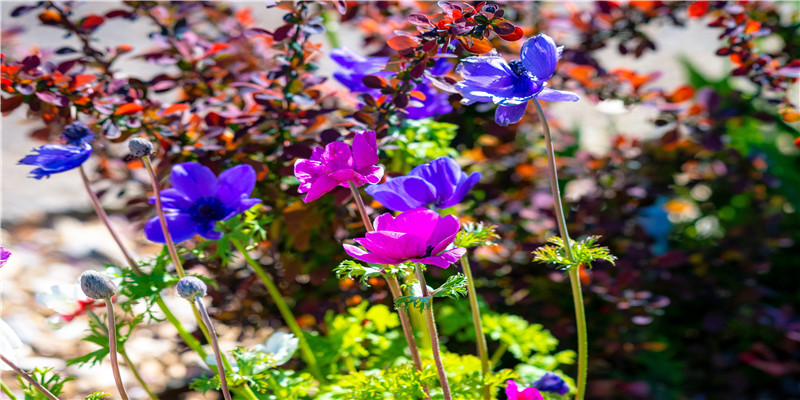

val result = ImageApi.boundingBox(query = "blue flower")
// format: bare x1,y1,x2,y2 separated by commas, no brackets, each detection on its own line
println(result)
144,162,261,243
365,157,480,211
330,47,453,120
638,197,672,255
18,122,94,179
532,372,570,395
455,34,579,126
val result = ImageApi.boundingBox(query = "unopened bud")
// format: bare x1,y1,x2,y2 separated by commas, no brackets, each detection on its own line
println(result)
80,270,117,299
128,137,154,158
176,276,207,299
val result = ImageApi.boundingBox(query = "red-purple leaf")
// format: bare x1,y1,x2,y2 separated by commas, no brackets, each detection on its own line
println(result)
35,91,69,107
273,24,294,41
362,75,387,89
491,20,516,35
387,35,418,51
408,14,431,26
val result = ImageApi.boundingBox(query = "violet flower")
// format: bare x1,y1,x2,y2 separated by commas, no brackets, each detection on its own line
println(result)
0,247,9,268
343,208,466,269
532,372,570,395
455,34,579,126
294,130,384,203
365,157,481,211
18,121,94,179
331,47,453,119
505,380,544,400
144,162,261,243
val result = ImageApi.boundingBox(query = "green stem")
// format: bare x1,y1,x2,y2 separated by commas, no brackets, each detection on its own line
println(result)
230,238,326,383
0,354,59,400
414,265,452,400
119,348,160,400
489,342,508,367
194,298,232,400
0,381,18,400
534,99,586,400
459,256,490,400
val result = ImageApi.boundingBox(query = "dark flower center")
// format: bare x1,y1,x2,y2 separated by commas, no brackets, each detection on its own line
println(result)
62,122,93,145
509,60,528,77
424,245,435,257
188,197,228,224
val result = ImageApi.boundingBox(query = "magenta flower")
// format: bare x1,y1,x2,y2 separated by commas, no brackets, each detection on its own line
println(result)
0,247,10,268
506,380,544,400
343,209,466,269
294,130,384,203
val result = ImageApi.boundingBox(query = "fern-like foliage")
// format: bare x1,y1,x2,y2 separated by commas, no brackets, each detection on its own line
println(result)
84,392,110,400
532,235,617,270
18,367,73,399
454,222,500,248
395,274,468,311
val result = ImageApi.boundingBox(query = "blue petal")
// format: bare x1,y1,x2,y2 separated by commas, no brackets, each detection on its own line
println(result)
494,103,529,126
170,162,217,201
456,57,539,106
149,188,192,212
409,157,462,202
215,164,256,205
365,177,431,212
521,34,559,82
18,143,92,179
440,171,481,209
536,88,579,102
456,56,516,87
144,213,199,244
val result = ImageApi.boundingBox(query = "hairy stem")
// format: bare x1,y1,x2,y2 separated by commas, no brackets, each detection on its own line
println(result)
0,354,60,400
534,99,587,400
347,181,427,373
119,348,159,400
79,166,140,274
414,265,452,400
230,238,325,383
104,299,130,400
460,255,490,400
194,298,232,400
141,156,186,277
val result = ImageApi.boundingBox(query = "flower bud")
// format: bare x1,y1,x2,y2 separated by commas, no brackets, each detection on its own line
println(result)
128,137,154,158
176,276,207,299
80,270,117,299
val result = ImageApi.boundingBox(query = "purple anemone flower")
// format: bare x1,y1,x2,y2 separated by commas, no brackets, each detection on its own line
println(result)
455,34,579,126
365,157,481,211
294,130,384,203
0,247,10,268
505,380,544,400
343,208,466,269
331,47,453,120
18,121,94,179
532,372,570,395
144,162,261,243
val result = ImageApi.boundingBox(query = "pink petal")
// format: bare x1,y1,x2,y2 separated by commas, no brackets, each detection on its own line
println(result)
352,130,379,170
303,174,337,203
343,244,401,265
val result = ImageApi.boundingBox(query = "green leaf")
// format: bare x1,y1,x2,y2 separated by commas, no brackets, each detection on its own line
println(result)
532,235,616,270
18,367,73,399
454,222,499,248
395,273,468,311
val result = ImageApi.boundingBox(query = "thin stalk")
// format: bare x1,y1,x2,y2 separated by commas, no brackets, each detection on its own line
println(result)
489,342,508,367
141,156,186,277
534,99,587,400
230,238,325,383
194,298,232,400
119,348,160,400
79,166,140,274
459,256,490,400
104,299,130,400
347,181,426,371
0,381,18,400
414,265,452,400
0,354,59,400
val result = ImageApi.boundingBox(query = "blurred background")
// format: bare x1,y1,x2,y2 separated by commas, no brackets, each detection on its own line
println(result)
1,1,799,399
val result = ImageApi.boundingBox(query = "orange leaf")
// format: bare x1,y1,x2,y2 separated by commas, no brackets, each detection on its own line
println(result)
114,103,143,115
160,103,190,117
667,85,695,103
387,35,418,51
687,1,710,18
498,26,524,41
206,42,230,56
794,137,800,149
782,111,800,123
81,15,105,30
409,90,427,101
744,20,761,34
235,7,254,27
457,36,493,54
72,74,96,88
